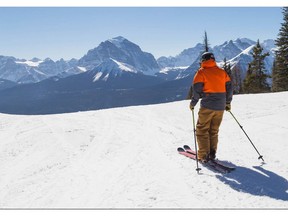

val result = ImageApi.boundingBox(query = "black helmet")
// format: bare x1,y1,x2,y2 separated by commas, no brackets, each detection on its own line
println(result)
201,52,215,62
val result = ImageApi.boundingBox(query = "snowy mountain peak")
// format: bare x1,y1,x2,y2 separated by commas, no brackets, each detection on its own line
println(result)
235,38,256,45
108,36,128,48
44,58,54,62
30,57,42,62
262,39,275,51
79,36,160,76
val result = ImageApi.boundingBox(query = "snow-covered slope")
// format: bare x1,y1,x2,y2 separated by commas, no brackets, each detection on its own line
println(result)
87,58,137,82
213,38,255,61
0,92,287,208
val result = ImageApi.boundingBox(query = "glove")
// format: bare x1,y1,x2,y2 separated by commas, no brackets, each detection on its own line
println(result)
225,103,231,111
189,103,194,111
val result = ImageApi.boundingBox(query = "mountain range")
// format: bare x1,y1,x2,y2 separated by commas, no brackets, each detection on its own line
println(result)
0,36,276,114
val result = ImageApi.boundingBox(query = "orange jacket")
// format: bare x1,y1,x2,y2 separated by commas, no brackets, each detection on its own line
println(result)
191,59,233,110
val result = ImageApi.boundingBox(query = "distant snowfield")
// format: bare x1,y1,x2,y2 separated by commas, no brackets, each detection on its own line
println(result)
0,92,287,209
15,60,44,67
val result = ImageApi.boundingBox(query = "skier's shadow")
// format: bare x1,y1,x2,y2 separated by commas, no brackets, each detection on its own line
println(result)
216,163,288,201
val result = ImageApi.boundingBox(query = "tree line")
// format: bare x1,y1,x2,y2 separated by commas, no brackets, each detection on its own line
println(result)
225,7,288,94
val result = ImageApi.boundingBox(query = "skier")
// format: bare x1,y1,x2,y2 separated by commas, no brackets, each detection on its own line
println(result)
189,52,233,163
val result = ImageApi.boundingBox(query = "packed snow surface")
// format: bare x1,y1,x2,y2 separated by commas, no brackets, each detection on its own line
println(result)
0,92,287,208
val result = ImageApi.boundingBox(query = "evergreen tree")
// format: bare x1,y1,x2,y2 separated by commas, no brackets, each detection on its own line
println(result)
223,57,232,78
187,31,210,99
243,40,270,93
203,31,209,52
231,65,243,94
272,7,288,92
223,58,242,94
223,57,228,72
243,64,256,93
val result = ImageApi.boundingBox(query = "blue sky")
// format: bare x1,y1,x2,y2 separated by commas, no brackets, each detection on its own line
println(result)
0,7,283,60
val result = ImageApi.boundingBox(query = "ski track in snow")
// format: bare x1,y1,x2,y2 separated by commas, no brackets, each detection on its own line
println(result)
0,92,288,208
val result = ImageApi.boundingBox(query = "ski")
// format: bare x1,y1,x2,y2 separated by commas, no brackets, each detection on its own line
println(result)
178,147,228,173
183,145,235,171
177,147,196,160
178,145,235,173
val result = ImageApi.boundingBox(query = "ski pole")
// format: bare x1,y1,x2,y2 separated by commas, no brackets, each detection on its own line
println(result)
192,109,201,173
228,110,264,162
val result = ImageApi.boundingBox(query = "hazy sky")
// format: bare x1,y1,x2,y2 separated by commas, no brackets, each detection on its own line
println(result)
0,7,283,60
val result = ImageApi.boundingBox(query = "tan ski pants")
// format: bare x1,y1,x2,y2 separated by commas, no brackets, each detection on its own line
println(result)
196,107,224,161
